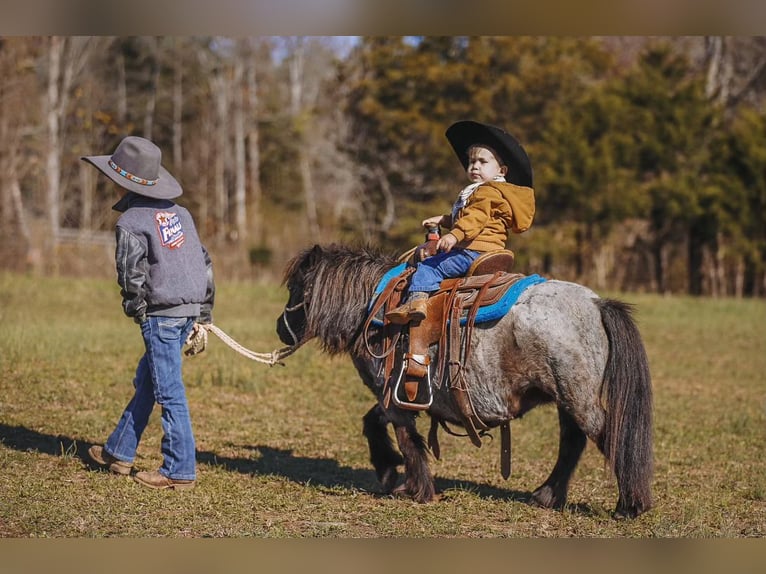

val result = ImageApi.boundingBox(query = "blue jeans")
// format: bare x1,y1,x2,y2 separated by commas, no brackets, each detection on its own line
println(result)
105,316,197,480
408,249,480,294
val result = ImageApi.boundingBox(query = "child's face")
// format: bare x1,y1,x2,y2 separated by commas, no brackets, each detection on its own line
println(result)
466,145,507,183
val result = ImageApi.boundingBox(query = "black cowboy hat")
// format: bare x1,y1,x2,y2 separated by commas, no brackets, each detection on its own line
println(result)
81,136,182,200
445,120,533,188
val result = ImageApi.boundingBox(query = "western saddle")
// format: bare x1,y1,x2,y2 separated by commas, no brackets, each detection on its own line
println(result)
364,239,525,479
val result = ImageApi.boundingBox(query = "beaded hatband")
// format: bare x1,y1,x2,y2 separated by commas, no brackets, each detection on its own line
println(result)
109,159,158,186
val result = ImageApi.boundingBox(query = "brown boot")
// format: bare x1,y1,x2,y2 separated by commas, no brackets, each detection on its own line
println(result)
87,445,133,476
133,469,195,490
385,296,428,325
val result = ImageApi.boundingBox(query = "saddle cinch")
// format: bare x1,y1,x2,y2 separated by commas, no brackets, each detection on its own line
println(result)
365,241,533,479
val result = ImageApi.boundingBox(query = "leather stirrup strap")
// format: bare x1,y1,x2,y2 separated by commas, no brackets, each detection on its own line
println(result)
428,417,441,460
363,267,414,359
363,268,414,409
500,421,511,479
435,279,461,388
447,296,484,448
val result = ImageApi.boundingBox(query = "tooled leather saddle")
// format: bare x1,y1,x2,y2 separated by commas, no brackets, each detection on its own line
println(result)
364,241,546,479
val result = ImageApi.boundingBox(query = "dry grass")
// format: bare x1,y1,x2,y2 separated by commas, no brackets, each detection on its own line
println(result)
0,272,764,538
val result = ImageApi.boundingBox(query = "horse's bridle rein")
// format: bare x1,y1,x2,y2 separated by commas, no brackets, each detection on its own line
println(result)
280,299,307,347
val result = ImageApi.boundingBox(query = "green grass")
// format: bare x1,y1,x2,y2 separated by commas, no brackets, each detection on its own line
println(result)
0,272,764,537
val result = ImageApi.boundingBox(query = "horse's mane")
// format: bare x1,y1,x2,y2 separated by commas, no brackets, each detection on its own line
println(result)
283,243,398,355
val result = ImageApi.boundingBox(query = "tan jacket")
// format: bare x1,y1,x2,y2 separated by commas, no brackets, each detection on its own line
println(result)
446,181,535,252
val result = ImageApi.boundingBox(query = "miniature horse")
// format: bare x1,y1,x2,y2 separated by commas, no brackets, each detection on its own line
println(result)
276,244,653,518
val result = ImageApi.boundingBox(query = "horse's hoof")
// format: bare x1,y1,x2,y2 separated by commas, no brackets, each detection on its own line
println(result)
390,484,437,503
391,484,410,498
379,467,399,493
613,505,649,520
411,492,435,503
530,486,557,509
613,497,651,519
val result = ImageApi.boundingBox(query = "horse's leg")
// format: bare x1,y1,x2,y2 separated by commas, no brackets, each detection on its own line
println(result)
390,416,435,503
362,404,403,493
531,406,587,510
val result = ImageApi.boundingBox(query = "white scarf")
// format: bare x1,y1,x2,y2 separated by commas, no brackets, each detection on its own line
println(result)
451,174,506,223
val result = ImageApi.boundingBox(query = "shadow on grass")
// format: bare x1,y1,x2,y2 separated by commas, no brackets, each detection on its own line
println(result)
197,444,374,491
0,423,599,515
0,422,87,458
196,444,536,504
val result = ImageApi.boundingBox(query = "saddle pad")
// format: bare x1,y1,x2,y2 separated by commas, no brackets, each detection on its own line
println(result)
369,264,547,326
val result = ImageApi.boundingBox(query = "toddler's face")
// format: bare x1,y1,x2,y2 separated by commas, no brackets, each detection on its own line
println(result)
466,145,507,183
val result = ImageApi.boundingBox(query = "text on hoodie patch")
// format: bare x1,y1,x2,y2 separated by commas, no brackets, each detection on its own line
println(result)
155,211,185,249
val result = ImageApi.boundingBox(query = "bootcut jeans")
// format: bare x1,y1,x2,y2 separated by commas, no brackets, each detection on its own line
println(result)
408,248,480,294
104,316,197,481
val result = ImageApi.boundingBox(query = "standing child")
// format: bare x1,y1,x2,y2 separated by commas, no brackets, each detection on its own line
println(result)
386,120,535,324
83,136,215,490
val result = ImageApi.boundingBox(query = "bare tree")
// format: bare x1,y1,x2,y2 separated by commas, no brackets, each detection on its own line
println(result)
0,118,32,248
286,37,320,237
705,36,766,110
115,45,128,125
45,36,95,261
142,36,161,140
172,38,184,171
245,39,263,244
197,41,233,243
233,48,247,242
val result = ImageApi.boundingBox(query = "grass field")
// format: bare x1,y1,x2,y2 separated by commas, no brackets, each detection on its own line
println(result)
0,271,764,538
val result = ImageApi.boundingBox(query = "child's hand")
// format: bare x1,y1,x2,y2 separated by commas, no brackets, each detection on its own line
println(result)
421,215,444,229
437,233,457,253
185,323,209,356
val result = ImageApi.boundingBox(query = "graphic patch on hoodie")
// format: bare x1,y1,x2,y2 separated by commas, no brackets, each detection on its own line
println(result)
155,211,185,249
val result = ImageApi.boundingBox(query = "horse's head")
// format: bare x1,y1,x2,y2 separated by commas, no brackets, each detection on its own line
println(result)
276,244,323,346
277,243,398,355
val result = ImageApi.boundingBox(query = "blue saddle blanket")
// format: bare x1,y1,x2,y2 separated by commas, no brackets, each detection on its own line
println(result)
369,263,547,326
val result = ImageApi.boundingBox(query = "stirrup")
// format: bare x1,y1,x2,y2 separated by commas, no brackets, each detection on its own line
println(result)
391,354,433,411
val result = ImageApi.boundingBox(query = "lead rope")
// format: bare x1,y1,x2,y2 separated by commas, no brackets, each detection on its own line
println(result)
186,323,300,366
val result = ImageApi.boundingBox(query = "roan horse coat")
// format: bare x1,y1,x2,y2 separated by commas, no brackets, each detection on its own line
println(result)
277,244,653,518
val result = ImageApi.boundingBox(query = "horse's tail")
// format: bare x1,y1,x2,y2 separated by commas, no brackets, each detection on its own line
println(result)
598,298,654,517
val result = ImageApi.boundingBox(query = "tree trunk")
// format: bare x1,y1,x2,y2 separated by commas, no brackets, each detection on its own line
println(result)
652,241,667,294
705,36,766,110
0,84,9,231
715,232,727,296
574,225,585,280
172,38,183,172
212,65,229,243
143,37,160,140
233,56,247,242
687,224,704,296
79,160,93,233
198,111,212,236
116,49,127,124
702,245,717,297
705,36,726,103
0,44,31,263
246,48,263,244
288,39,319,237
734,256,745,298
372,164,396,240
45,36,95,271
46,36,64,257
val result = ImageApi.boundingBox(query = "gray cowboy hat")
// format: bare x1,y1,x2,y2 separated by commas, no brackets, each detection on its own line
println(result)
445,120,533,188
81,136,182,199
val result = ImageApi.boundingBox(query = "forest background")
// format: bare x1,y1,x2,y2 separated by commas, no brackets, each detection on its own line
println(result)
0,36,764,297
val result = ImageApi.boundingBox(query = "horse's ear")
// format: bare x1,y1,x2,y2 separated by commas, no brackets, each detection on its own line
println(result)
296,244,323,272
308,244,324,262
